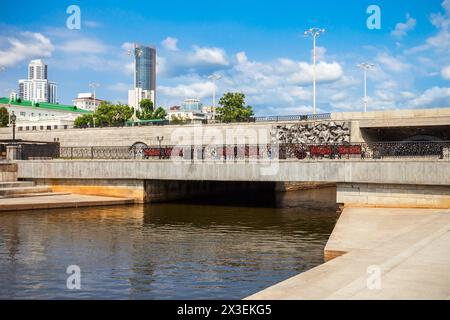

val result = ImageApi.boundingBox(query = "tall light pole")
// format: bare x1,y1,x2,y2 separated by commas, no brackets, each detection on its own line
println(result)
128,44,143,122
357,63,375,112
89,83,100,128
304,28,325,115
157,136,164,159
208,73,222,120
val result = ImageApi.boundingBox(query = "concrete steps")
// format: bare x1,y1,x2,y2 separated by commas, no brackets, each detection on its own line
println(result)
0,181,36,188
0,180,54,198
0,186,53,196
0,192,71,199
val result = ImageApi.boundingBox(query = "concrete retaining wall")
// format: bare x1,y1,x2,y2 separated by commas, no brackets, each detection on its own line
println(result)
31,178,146,202
337,182,450,208
0,162,17,182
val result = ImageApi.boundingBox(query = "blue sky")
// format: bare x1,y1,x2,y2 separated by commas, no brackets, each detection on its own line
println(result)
0,0,449,115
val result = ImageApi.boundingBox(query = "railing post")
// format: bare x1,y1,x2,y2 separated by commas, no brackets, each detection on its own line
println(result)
91,147,94,160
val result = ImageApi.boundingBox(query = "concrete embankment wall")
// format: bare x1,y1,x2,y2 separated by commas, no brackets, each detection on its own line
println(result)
0,122,278,147
337,183,450,209
0,162,17,182
31,178,146,202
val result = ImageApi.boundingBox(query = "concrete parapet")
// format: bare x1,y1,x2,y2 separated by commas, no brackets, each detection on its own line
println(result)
337,183,450,209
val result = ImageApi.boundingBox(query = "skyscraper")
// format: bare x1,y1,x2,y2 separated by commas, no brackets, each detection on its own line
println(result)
128,44,156,110
18,59,58,104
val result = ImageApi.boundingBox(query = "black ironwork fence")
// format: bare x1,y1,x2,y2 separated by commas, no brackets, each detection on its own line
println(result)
0,140,60,160
53,141,450,161
253,113,332,122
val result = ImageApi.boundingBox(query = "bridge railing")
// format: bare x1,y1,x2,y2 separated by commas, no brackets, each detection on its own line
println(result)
253,113,331,122
24,141,450,161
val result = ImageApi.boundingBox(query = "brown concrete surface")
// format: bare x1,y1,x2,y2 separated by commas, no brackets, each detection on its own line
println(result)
0,193,134,212
246,207,450,300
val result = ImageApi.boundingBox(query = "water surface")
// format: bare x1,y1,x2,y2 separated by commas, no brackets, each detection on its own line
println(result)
0,203,337,299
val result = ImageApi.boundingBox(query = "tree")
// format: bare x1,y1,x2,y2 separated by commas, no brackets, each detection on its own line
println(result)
74,114,93,128
0,107,9,127
139,99,154,119
152,107,167,120
74,102,133,128
216,92,254,123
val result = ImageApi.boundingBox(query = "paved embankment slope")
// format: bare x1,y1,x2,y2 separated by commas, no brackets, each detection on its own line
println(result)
247,207,450,299
0,194,134,212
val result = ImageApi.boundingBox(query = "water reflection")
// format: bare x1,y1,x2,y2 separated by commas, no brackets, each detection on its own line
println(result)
0,202,337,299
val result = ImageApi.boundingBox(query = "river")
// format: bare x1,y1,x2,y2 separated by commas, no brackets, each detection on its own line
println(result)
0,200,338,299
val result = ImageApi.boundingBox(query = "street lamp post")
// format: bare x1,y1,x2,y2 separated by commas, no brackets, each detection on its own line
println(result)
357,63,375,112
304,28,325,115
89,83,100,128
208,73,222,120
157,136,164,159
10,111,16,143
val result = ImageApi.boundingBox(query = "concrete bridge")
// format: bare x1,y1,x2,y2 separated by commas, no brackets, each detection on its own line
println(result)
16,158,450,208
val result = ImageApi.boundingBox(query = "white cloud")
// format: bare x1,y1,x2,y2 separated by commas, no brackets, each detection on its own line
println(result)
188,46,229,66
84,20,102,28
58,38,108,54
442,65,450,79
376,52,410,72
400,91,416,99
0,32,53,67
158,82,214,100
406,1,450,53
409,86,450,107
161,37,179,51
121,42,134,51
283,60,344,85
106,82,131,93
391,13,416,38
156,55,166,76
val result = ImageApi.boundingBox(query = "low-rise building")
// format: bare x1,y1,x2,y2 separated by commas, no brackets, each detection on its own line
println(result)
0,97,91,131
73,93,103,112
166,99,209,123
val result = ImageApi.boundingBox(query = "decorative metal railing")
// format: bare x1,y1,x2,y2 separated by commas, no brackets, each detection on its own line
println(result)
29,141,450,161
253,113,332,122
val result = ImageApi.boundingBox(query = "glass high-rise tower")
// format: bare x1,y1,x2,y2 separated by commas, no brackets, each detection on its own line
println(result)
128,44,156,111
134,45,156,93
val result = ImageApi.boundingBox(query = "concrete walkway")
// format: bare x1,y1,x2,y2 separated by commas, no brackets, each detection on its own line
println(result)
247,207,450,300
0,193,134,212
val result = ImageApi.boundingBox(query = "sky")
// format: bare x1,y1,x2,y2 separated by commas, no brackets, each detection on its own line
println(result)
0,0,449,115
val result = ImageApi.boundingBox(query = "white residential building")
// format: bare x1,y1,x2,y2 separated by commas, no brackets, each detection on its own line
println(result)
128,88,155,110
18,59,58,104
73,93,103,111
